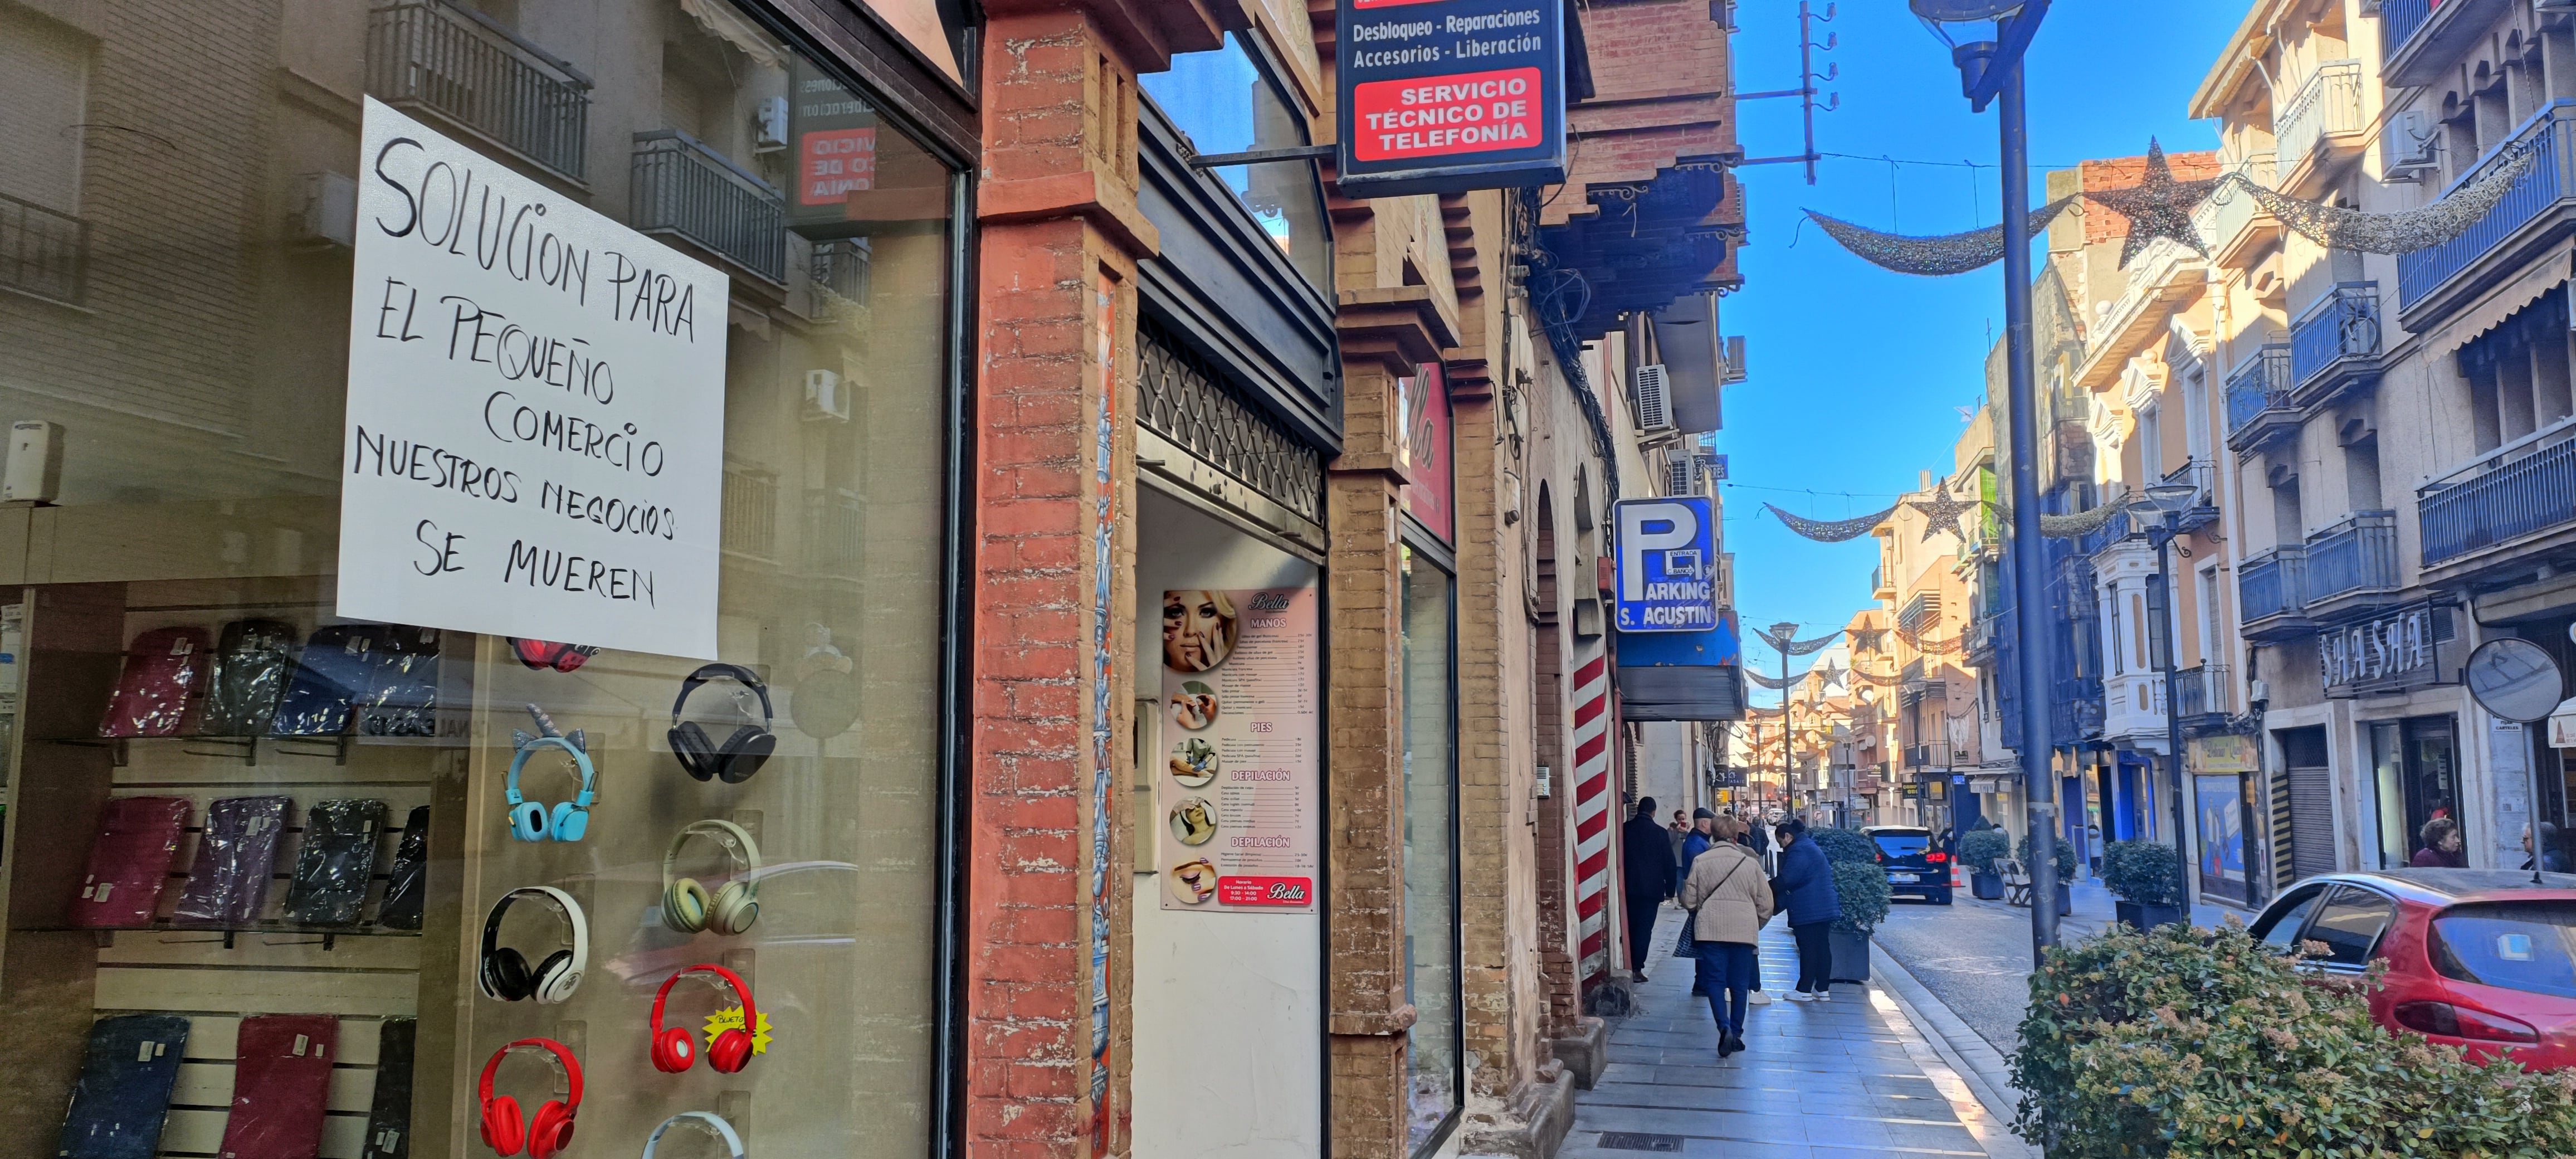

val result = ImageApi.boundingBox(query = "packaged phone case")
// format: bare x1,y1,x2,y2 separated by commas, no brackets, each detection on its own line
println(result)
56,1014,191,1159
203,620,298,737
358,627,439,738
270,625,379,738
72,797,190,929
98,627,209,738
172,797,292,928
376,807,429,932
360,1019,416,1159
219,1015,336,1159
281,800,385,927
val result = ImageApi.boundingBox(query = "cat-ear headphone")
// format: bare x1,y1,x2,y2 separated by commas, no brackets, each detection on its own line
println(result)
643,1113,744,1159
650,965,762,1074
477,1038,582,1159
508,736,596,842
668,665,775,783
477,887,590,1005
661,821,763,936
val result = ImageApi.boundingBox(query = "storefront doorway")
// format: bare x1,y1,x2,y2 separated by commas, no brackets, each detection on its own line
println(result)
2369,717,2461,868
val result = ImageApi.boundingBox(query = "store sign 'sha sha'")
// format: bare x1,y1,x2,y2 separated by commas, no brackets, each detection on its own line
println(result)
1336,0,1567,197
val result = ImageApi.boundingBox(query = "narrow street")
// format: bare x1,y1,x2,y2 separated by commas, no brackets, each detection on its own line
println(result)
1868,897,2054,1054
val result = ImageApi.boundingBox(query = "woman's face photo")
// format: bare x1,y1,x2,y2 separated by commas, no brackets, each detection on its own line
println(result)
1163,589,1237,672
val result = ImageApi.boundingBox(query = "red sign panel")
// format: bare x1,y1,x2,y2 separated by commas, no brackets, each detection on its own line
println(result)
1402,362,1453,544
1217,876,1314,907
799,128,876,206
1352,67,1545,162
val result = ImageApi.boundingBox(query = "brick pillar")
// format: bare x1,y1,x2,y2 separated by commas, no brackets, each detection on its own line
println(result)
965,3,1209,1154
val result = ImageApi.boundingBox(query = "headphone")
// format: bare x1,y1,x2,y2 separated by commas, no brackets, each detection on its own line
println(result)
668,665,776,783
511,639,598,673
643,1114,744,1159
508,736,597,842
650,965,762,1074
477,1038,583,1159
662,821,763,936
477,887,590,1005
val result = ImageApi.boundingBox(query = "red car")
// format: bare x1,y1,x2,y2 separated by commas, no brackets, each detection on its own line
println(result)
2248,869,2576,1069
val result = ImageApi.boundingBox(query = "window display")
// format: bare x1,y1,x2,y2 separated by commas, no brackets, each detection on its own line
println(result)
0,3,958,1159
1399,548,1461,1155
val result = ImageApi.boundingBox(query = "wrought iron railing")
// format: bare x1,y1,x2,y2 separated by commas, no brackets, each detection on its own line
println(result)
720,464,778,562
2162,457,2215,508
1,192,86,305
2173,664,2231,719
1137,321,1326,523
367,0,591,182
2275,61,2364,177
2290,281,2381,389
1904,744,1933,769
2051,675,2104,744
2240,546,2309,622
631,130,787,284
2419,422,2576,567
2401,101,2576,308
2077,510,2133,560
2190,154,2276,256
2304,510,2399,601
2225,343,2295,435
809,238,871,304
804,490,866,571
2382,0,2433,67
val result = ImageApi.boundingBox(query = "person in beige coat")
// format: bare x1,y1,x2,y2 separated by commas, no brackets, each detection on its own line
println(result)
1678,816,1774,1057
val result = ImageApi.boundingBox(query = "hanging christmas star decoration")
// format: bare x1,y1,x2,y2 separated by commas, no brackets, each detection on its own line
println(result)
2084,139,2219,267
1765,501,1902,543
1805,196,2083,277
1817,661,1848,689
1847,627,1889,654
1907,486,1980,544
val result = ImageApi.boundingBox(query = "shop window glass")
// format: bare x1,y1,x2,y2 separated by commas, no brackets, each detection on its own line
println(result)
1399,547,1459,1154
1138,34,1332,293
0,4,954,1158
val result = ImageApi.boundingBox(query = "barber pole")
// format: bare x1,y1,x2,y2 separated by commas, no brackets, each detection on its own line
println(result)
1570,646,1615,982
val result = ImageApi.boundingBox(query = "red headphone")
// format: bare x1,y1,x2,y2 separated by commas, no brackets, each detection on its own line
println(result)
477,1039,583,1158
650,964,762,1074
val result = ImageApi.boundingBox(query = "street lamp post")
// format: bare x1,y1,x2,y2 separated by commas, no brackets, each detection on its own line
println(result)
1911,0,2061,960
2133,483,2203,914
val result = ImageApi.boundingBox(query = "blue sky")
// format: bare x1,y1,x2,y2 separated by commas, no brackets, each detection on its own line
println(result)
1719,3,2241,703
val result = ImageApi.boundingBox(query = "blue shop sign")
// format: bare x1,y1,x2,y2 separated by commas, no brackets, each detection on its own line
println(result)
1613,497,1716,632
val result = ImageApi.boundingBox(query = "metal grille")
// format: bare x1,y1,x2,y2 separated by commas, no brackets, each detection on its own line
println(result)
1597,1133,1684,1153
367,0,591,182
1136,323,1324,524
2289,763,2336,879
0,191,86,305
811,238,872,304
632,129,787,285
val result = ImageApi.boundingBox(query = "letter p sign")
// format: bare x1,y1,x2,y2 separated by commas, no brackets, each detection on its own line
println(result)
1613,497,1717,632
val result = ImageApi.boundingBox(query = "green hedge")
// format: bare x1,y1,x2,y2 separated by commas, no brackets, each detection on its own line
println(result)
1808,825,1879,865
2013,921,2576,1157
1959,828,2011,874
1829,860,1891,933
2099,840,2185,907
2017,831,2079,879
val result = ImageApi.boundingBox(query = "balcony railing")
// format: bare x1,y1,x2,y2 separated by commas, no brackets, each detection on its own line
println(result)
2290,281,2382,392
720,464,778,562
2275,61,2364,178
2419,422,2576,567
632,129,787,285
2401,101,2576,310
2190,155,2276,257
2240,546,2309,622
1,192,86,305
2383,0,2432,66
2224,343,2295,435
2304,510,2399,601
809,238,872,304
1904,744,1934,769
804,490,866,571
2163,457,2216,509
2076,509,2133,559
367,0,591,182
2173,664,2231,719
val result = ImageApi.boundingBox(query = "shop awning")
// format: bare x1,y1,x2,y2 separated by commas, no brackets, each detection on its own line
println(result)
1617,664,1746,722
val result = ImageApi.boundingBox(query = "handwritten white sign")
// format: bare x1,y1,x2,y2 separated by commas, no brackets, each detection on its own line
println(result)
339,99,728,659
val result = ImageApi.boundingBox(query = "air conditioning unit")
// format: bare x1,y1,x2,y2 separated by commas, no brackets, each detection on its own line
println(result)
1719,335,1747,384
1666,456,1695,495
2383,108,2441,181
803,369,851,422
755,97,790,152
1632,363,1676,435
290,172,357,249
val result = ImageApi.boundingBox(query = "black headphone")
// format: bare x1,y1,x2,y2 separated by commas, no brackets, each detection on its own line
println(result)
477,887,589,1005
669,665,775,784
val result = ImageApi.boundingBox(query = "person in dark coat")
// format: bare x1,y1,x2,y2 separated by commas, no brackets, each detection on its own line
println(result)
1623,797,1678,981
1770,818,1843,1000
1681,807,1718,872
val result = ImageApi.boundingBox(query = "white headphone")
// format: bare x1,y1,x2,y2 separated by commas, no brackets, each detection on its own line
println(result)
661,821,763,936
477,886,591,1005
642,1113,744,1159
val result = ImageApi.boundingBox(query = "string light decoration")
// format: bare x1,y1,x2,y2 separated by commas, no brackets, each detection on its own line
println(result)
1765,501,1903,543
2037,497,2126,539
1896,625,1965,654
2226,147,2536,254
1746,670,1809,690
1907,486,1978,543
1806,196,2081,276
1754,625,1845,655
2081,140,2218,267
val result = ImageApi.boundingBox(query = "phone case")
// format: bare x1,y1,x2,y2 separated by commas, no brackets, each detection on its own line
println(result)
72,797,191,929
359,1019,416,1159
219,1015,336,1159
55,1014,191,1159
98,627,209,738
358,627,440,738
172,797,292,928
270,625,379,738
281,800,385,927
203,620,298,737
375,807,429,932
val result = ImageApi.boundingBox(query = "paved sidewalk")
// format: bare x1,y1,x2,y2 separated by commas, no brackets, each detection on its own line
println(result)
1559,905,2033,1158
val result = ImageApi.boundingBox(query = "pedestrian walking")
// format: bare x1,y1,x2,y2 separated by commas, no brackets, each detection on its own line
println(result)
1770,817,1842,1001
1725,816,1774,1007
1678,816,1773,1058
2526,822,2568,873
1622,797,1678,982
2412,816,2466,868
1667,809,1692,893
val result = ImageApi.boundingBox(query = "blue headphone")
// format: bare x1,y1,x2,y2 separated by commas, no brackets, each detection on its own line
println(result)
507,736,597,842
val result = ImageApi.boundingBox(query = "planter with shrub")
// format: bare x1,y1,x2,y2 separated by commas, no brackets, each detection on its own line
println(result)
1960,828,2009,900
1826,859,1890,983
2100,839,2188,931
2016,831,2077,913
2012,921,2576,1157
1808,825,1879,866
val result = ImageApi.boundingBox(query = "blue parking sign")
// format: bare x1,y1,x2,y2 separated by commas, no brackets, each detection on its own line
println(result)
1614,498,1717,632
